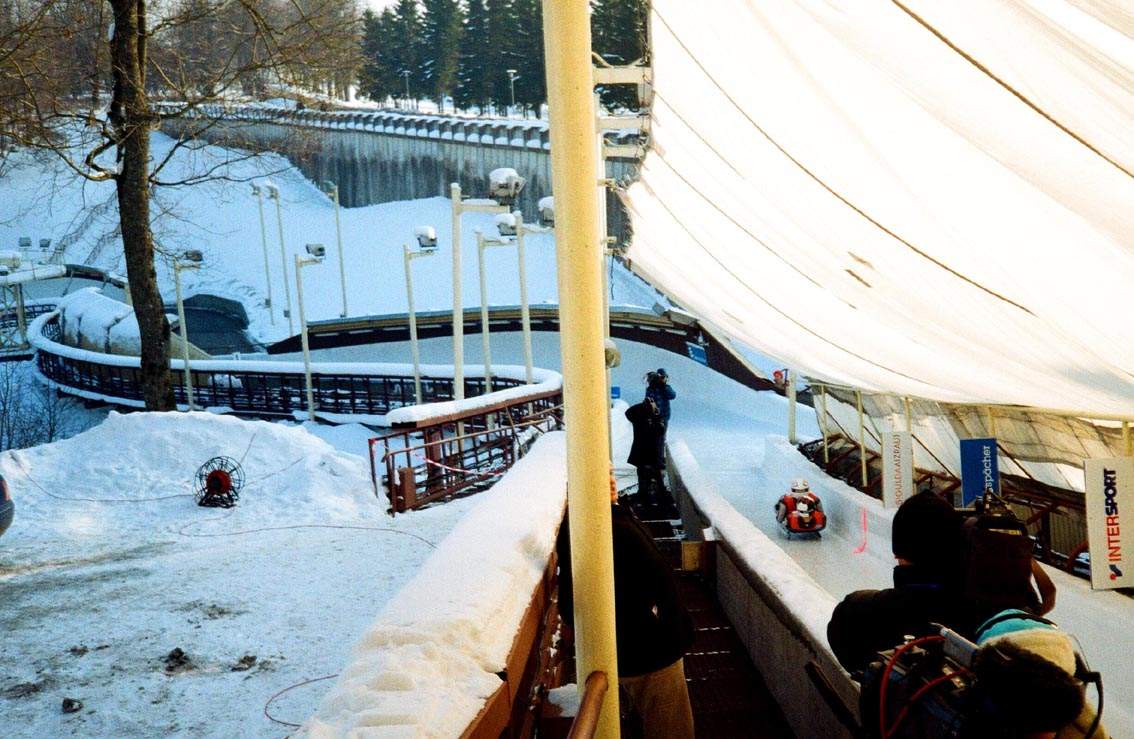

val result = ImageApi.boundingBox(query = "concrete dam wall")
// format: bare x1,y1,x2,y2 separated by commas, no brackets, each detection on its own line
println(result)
159,106,638,240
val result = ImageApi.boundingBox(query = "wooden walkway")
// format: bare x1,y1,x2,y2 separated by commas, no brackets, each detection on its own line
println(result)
625,491,793,738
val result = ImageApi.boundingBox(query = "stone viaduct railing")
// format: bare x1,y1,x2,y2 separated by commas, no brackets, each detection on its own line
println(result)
155,103,640,241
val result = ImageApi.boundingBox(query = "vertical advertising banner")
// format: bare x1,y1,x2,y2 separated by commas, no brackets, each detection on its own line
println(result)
960,438,999,507
1084,458,1134,590
882,431,913,509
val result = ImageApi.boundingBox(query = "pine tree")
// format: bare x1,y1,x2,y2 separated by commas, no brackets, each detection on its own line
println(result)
508,0,545,114
591,0,648,110
455,0,492,112
391,0,424,100
359,9,394,102
485,0,515,111
420,0,465,110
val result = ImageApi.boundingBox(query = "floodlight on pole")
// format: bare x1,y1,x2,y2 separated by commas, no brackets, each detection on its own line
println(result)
449,181,518,429
405,227,438,404
250,184,274,325
295,244,325,420
265,183,294,334
173,250,203,411
322,180,348,318
475,229,514,394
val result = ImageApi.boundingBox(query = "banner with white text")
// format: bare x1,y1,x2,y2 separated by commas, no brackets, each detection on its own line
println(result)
882,431,913,509
1084,458,1134,590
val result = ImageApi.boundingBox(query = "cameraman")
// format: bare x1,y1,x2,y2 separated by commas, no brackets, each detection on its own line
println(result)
827,490,977,673
644,369,676,491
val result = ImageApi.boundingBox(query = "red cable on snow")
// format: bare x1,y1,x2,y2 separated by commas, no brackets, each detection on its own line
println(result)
422,457,506,478
853,507,868,554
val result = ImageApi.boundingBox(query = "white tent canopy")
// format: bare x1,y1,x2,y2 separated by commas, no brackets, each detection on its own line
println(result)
625,0,1134,417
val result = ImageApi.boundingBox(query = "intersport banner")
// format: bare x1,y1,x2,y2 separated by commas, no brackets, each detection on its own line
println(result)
1084,458,1134,590
882,431,913,509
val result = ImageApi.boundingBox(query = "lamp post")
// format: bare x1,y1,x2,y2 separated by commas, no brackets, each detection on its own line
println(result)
250,184,274,325
401,70,412,109
173,250,204,411
506,69,519,114
405,227,438,404
449,183,514,417
265,183,294,334
295,244,326,420
322,180,348,318
513,211,537,385
475,229,517,393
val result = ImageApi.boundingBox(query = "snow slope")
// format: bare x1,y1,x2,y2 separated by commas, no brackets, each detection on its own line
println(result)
0,133,662,347
0,412,477,737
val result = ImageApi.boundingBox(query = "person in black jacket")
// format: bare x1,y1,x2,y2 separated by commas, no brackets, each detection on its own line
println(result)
827,490,979,674
558,490,695,737
625,398,665,498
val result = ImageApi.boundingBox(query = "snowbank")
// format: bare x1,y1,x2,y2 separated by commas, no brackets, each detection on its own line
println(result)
0,411,379,545
384,366,562,426
300,432,568,738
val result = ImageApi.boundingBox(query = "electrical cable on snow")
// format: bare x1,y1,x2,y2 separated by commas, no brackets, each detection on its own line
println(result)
176,519,437,549
263,673,339,728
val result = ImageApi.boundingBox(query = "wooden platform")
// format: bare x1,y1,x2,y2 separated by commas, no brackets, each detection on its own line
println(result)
624,489,794,738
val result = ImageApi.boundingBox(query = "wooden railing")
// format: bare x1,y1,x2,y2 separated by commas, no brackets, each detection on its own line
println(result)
461,548,564,738
371,391,563,513
567,672,609,739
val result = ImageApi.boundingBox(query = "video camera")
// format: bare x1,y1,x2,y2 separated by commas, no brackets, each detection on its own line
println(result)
860,623,1102,739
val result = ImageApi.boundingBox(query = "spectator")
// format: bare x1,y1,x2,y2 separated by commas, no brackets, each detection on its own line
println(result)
827,490,977,673
558,482,695,737
644,369,676,490
625,399,665,498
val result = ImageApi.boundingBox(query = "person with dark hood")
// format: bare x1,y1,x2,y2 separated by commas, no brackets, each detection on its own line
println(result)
557,477,695,737
827,490,977,674
625,398,665,497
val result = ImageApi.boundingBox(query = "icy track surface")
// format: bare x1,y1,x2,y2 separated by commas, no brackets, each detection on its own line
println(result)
330,330,1132,736
0,412,477,738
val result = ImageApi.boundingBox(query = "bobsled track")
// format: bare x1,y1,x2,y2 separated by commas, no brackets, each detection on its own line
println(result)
295,330,1134,737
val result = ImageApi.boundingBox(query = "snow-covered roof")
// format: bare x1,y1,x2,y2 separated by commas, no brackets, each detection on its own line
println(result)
626,0,1134,416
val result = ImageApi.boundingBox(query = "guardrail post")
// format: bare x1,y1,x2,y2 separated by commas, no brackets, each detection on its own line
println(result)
399,467,415,513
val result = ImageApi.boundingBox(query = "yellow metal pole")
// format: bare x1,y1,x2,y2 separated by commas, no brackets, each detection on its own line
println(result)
857,390,868,488
542,2,620,735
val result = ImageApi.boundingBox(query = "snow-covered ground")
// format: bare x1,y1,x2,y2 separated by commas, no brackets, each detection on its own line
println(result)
0,133,662,347
0,412,480,737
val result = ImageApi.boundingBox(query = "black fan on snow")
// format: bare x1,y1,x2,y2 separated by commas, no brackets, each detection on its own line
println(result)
194,456,245,508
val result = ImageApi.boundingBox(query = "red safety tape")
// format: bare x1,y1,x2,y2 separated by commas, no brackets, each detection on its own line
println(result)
853,507,868,554
423,457,507,478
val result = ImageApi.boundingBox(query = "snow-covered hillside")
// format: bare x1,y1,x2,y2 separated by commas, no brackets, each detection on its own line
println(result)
0,133,661,346
0,412,478,737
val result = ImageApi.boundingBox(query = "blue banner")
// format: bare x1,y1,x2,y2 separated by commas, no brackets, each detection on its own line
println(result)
960,438,999,507
610,385,621,400
686,342,708,366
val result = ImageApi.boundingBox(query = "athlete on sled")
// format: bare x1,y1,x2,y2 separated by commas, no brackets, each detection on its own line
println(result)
775,478,827,536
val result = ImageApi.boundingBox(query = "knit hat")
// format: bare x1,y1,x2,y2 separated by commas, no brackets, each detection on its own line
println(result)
891,490,961,567
975,609,1077,676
